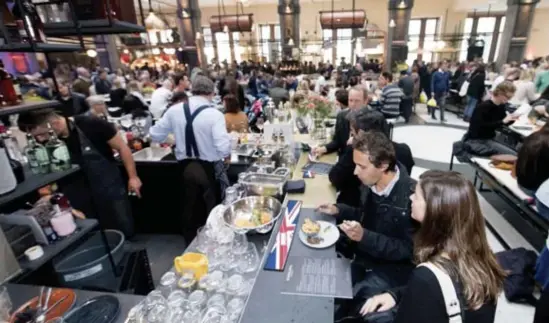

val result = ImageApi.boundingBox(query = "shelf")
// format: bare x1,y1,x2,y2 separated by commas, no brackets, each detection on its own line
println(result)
0,43,82,53
0,165,80,208
43,20,145,37
0,100,61,117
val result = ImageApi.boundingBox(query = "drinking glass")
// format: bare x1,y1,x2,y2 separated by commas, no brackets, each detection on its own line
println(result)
196,226,213,253
145,290,166,311
220,250,238,272
0,286,12,322
167,306,185,323
146,303,171,323
236,243,260,274
224,187,239,206
159,271,178,298
167,290,187,309
207,293,226,309
232,232,249,256
125,301,145,323
177,271,197,293
225,274,245,296
187,290,207,311
227,297,245,316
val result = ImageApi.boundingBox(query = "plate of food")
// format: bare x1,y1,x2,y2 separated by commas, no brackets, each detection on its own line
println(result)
299,218,339,249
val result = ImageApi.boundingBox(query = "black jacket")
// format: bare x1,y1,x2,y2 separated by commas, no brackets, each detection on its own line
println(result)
55,93,90,118
466,70,486,100
335,164,418,285
109,88,127,108
329,144,415,207
94,79,112,95
122,94,149,115
325,108,351,156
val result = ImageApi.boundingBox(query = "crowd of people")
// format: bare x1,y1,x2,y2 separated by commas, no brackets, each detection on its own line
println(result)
7,53,549,323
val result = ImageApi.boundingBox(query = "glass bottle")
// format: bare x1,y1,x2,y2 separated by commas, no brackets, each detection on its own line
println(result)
24,133,50,174
0,139,17,195
8,0,46,43
45,128,71,172
0,60,18,106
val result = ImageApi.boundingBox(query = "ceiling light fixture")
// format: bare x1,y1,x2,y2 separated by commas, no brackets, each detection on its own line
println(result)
389,19,396,28
285,4,292,13
223,25,229,33
398,0,406,9
181,9,190,18
86,49,97,57
288,38,294,46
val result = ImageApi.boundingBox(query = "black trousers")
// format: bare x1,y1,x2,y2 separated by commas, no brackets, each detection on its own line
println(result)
534,288,549,323
179,159,220,243
400,98,413,123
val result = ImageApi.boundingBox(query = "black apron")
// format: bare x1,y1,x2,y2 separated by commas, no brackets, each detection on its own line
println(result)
75,124,134,238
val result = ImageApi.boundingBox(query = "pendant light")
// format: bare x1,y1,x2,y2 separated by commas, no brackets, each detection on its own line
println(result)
389,19,396,28
288,38,294,46
145,0,167,30
86,49,97,57
223,24,229,33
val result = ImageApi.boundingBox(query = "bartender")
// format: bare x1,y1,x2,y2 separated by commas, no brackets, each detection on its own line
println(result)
149,75,231,242
18,110,142,238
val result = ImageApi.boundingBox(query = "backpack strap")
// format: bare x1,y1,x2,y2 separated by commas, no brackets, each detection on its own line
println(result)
418,262,463,323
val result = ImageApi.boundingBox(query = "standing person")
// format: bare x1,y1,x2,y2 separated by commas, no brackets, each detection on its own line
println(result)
122,81,149,115
149,76,231,242
224,94,248,132
268,78,290,109
430,61,450,122
535,63,549,93
398,71,415,123
18,110,142,238
360,170,505,323
55,80,90,118
72,67,92,97
511,69,539,106
109,78,127,110
173,73,191,94
85,95,109,119
464,81,520,156
313,86,368,157
149,79,174,119
464,64,487,121
378,72,404,120
223,75,246,112
94,69,112,95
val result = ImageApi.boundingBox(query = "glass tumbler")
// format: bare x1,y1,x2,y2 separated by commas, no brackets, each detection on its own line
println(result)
159,271,178,298
0,286,12,322
177,271,197,293
167,290,187,309
145,290,166,311
187,290,207,311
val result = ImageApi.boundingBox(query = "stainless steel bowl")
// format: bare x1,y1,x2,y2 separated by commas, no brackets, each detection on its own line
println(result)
223,196,283,234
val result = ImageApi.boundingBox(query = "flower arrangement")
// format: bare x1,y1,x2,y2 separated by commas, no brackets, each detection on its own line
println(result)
295,95,333,119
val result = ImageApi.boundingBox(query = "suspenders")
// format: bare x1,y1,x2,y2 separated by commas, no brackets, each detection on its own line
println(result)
182,103,211,158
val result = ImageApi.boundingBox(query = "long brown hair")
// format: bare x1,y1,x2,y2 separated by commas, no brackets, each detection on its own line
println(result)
415,170,506,309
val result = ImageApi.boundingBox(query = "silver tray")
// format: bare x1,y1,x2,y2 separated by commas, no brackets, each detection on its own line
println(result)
241,173,286,196
234,144,256,157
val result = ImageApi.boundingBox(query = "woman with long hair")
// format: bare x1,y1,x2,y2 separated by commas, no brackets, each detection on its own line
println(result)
224,94,248,133
360,170,505,323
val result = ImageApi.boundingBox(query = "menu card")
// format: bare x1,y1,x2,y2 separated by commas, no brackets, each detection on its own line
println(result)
280,256,353,299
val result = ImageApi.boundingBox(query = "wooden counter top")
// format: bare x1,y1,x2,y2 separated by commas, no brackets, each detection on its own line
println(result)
288,134,337,208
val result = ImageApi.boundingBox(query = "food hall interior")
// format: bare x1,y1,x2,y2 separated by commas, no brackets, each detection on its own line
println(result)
1,0,549,322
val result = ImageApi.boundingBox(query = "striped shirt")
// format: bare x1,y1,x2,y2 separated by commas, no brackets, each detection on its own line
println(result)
380,84,403,117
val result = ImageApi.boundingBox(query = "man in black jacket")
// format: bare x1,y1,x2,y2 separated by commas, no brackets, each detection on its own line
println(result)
318,131,417,318
55,81,90,118
314,86,369,157
328,109,414,207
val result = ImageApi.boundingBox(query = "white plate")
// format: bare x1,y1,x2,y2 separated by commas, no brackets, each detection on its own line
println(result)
299,221,340,249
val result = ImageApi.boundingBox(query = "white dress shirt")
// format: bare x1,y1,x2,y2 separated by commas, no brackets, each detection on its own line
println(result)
149,87,173,119
149,95,231,162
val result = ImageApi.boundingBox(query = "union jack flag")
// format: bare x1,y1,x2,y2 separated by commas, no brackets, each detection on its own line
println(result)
264,200,303,271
